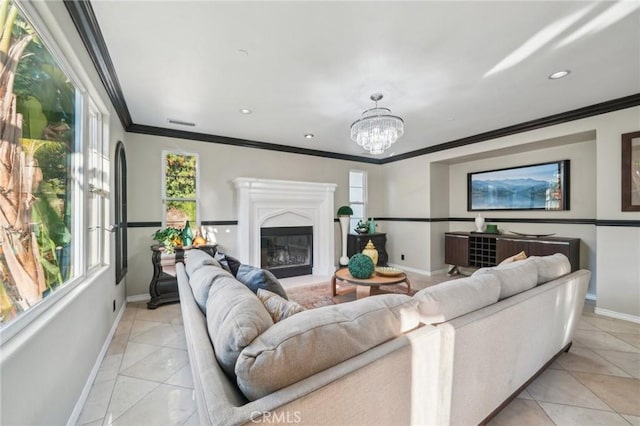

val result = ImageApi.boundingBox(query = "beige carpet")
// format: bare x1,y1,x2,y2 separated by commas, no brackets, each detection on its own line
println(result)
286,272,461,309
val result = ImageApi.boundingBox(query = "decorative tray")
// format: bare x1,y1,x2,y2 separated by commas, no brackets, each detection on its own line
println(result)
510,231,556,238
375,267,403,277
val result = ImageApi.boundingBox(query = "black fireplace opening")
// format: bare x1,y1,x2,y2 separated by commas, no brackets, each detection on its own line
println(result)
260,226,313,278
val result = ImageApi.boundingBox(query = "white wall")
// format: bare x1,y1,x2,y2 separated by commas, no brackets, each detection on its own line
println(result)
0,2,128,425
125,133,382,297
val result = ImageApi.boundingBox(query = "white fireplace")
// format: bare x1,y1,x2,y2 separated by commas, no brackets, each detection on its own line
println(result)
233,178,337,276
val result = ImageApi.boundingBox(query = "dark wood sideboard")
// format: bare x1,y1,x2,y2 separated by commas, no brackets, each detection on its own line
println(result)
148,245,217,309
347,233,388,266
444,232,580,273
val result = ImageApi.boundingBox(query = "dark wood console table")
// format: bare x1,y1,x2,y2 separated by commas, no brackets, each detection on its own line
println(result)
148,244,217,309
444,232,580,274
347,233,388,266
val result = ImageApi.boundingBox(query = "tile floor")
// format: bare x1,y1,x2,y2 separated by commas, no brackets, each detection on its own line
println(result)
78,281,639,426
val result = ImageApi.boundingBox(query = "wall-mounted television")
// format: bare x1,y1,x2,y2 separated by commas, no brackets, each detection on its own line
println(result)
468,160,570,211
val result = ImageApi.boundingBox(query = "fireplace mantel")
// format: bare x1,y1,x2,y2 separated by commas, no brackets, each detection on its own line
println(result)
233,178,337,276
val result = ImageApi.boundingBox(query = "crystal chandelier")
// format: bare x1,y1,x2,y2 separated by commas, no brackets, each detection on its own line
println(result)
350,93,404,155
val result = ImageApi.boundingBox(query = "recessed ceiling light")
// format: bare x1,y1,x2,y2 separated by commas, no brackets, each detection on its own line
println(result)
240,108,252,114
304,133,314,139
167,118,195,127
548,70,571,80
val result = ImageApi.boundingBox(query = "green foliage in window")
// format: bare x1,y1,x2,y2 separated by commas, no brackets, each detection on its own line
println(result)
165,154,196,198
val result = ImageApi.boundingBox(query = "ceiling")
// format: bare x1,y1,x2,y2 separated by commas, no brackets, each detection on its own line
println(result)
81,1,640,162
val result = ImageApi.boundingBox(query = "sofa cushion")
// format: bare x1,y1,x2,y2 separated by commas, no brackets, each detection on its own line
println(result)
185,249,221,277
257,288,305,322
473,258,538,299
188,265,234,313
529,253,571,284
414,275,501,324
214,252,242,276
235,294,420,400
206,275,274,379
236,264,288,299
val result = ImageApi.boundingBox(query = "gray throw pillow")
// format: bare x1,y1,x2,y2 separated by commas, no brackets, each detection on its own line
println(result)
185,249,221,277
235,264,288,300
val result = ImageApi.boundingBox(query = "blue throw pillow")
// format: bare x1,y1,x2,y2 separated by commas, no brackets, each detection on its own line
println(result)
235,264,288,300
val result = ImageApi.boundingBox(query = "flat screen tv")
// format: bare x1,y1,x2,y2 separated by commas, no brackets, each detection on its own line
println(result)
468,160,570,211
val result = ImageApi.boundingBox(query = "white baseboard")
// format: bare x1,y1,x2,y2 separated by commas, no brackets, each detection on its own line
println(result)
585,293,596,301
594,307,640,324
387,263,448,277
67,302,127,425
127,293,151,303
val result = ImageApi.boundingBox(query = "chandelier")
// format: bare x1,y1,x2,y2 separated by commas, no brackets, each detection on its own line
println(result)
350,93,404,155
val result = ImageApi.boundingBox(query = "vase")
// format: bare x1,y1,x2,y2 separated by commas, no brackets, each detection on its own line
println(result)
182,221,193,246
338,216,350,266
368,218,376,234
475,214,485,232
362,240,379,266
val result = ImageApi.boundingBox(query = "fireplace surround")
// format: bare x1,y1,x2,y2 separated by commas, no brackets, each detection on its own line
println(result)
233,178,337,276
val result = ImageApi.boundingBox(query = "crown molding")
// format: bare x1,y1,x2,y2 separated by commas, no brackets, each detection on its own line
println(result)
65,2,640,164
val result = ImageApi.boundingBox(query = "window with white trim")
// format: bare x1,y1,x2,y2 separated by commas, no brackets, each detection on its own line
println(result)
0,0,108,329
162,151,199,229
349,170,367,231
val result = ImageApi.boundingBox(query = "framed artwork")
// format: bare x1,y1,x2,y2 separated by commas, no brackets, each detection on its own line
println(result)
622,131,640,211
468,160,570,211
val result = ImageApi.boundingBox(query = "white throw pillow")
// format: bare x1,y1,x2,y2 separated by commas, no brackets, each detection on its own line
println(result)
235,294,419,400
529,253,571,284
474,258,538,299
414,275,501,324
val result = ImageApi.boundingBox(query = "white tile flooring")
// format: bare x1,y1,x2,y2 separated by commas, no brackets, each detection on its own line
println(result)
79,286,640,425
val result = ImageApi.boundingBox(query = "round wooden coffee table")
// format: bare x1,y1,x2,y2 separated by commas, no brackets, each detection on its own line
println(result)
331,268,412,299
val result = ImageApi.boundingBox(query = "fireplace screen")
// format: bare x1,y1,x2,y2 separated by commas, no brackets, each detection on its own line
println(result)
260,226,313,278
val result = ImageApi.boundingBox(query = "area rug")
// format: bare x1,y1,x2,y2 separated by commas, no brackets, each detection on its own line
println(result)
286,282,415,310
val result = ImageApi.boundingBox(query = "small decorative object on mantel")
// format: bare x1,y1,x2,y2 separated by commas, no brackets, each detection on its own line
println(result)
348,253,375,279
475,213,485,232
361,240,379,266
368,217,376,234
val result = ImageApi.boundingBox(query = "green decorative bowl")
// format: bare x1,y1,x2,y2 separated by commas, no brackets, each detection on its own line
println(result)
348,253,374,279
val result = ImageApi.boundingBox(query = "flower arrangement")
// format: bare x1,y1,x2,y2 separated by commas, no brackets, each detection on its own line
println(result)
152,227,183,253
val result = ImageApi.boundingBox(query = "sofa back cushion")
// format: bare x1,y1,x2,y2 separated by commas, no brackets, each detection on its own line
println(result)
235,294,420,400
236,264,288,299
529,253,571,284
473,258,538,299
188,264,234,313
206,275,274,379
414,274,501,324
185,249,221,277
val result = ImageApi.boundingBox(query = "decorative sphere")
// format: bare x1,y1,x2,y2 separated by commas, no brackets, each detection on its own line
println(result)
348,253,375,279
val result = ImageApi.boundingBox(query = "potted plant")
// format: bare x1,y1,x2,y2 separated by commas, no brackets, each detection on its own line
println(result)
337,206,353,266
152,226,183,253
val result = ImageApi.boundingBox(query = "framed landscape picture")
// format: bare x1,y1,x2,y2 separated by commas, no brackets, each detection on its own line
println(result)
468,160,570,211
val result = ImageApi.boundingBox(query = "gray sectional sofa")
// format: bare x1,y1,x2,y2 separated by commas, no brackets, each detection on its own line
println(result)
176,250,589,425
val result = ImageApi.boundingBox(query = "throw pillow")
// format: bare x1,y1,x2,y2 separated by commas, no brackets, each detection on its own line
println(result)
474,258,538,299
414,274,501,324
188,265,234,313
257,288,305,322
214,252,242,276
529,253,571,285
235,264,288,300
185,249,222,277
498,250,527,266
235,294,420,400
205,275,274,379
